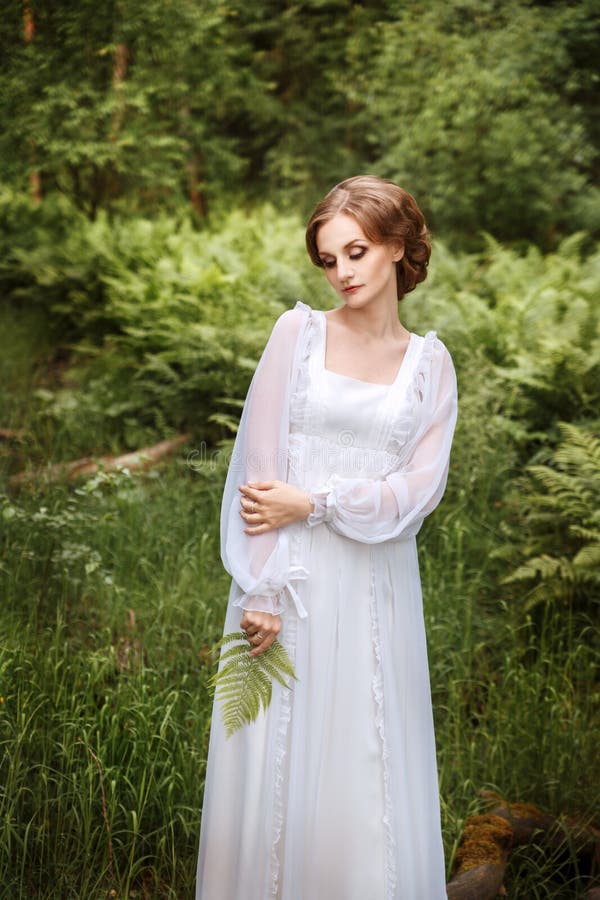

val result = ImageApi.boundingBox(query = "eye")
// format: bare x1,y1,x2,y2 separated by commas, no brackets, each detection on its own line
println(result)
349,247,367,261
320,258,336,269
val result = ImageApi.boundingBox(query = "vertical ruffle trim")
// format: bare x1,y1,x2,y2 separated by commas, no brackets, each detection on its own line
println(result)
289,302,317,438
268,587,298,897
386,331,437,462
369,558,397,899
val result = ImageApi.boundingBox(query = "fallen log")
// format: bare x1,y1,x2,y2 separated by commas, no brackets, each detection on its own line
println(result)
0,427,26,441
446,800,600,900
447,861,507,900
9,433,192,486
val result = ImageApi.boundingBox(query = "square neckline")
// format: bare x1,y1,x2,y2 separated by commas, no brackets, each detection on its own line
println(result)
319,310,415,388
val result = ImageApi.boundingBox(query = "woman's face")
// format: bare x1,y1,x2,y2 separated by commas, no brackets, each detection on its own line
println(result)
316,213,403,310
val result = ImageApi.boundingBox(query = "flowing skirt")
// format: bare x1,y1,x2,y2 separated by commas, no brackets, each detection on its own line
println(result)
196,525,447,900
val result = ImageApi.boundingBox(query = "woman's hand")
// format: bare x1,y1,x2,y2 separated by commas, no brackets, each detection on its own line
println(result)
239,480,313,534
240,610,281,657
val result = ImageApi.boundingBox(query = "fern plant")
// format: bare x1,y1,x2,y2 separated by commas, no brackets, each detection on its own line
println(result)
498,421,600,614
210,632,297,737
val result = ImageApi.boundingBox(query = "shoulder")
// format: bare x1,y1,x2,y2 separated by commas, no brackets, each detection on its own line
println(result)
418,331,455,371
428,335,457,400
411,331,457,403
270,301,315,343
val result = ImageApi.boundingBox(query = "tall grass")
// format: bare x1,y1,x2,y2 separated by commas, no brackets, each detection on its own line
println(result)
0,461,229,898
2,463,596,897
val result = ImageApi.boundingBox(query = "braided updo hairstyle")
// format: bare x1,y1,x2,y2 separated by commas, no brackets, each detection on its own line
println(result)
305,175,431,302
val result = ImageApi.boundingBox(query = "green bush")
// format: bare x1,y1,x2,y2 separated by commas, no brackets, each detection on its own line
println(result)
349,1,597,247
0,192,329,455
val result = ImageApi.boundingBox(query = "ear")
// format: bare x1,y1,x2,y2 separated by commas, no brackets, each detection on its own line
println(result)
392,241,405,263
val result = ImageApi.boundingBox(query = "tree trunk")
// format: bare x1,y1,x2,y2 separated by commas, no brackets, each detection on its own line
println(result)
180,103,206,216
23,0,42,204
113,42,127,88
188,152,206,217
110,41,128,137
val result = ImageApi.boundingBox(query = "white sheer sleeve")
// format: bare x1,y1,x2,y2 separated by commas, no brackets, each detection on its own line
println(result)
306,340,457,544
220,304,310,618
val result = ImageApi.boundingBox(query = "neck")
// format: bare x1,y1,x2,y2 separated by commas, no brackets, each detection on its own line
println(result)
340,297,405,340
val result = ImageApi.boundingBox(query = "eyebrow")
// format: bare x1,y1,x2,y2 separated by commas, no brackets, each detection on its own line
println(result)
318,238,367,256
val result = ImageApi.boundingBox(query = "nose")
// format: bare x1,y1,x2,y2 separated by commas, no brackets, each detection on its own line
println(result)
336,258,354,282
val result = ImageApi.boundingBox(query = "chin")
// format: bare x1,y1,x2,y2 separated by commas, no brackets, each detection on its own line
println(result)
342,293,371,308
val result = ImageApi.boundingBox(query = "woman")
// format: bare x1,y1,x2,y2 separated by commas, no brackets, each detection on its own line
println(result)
196,176,457,899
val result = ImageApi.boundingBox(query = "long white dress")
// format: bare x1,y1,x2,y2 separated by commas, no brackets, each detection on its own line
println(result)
196,301,458,900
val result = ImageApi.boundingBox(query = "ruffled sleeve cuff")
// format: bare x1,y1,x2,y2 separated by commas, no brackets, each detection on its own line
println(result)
306,483,336,528
233,589,287,617
231,565,309,619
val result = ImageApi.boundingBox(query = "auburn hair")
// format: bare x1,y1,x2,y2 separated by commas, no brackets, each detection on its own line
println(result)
305,175,431,301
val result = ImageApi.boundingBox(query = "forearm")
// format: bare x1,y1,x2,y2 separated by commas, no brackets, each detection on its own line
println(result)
239,480,313,534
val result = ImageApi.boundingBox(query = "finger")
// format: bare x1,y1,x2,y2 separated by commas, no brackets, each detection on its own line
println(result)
239,508,261,522
241,626,257,637
240,613,259,631
240,497,260,516
247,629,267,647
238,485,263,501
243,523,274,535
239,482,277,499
242,629,262,644
250,634,276,657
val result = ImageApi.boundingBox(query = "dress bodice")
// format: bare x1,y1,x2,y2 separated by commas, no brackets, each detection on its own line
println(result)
289,309,436,484
320,369,389,449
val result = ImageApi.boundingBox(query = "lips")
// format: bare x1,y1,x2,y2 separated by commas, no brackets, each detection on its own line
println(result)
343,285,361,294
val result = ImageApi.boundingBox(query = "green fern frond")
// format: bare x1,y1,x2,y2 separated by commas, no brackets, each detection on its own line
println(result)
572,543,600,575
219,643,255,662
570,525,600,542
217,631,249,647
523,582,564,613
210,631,297,737
556,422,600,470
499,420,600,611
258,640,297,682
504,554,574,585
527,466,592,514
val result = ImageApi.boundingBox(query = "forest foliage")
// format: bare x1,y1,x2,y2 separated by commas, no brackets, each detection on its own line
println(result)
1,0,598,244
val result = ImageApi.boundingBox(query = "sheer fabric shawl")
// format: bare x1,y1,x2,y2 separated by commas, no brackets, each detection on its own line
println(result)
220,304,311,619
221,301,457,612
